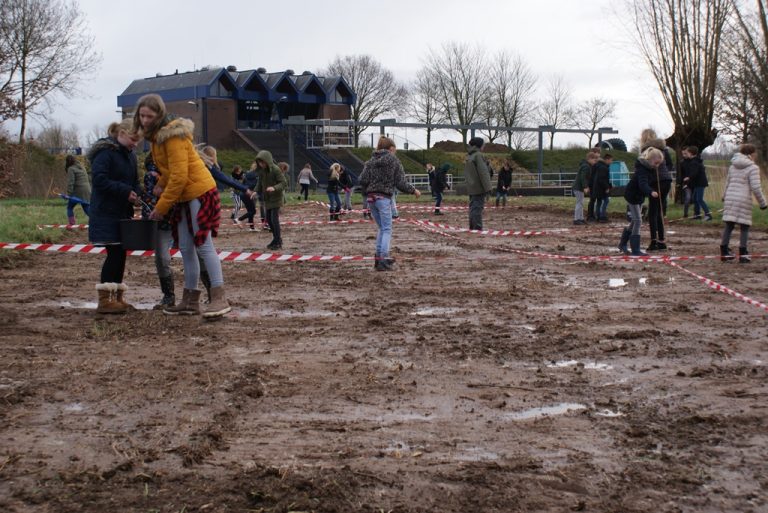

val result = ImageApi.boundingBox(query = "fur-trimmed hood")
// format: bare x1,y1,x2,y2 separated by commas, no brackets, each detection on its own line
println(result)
154,117,195,145
86,137,121,163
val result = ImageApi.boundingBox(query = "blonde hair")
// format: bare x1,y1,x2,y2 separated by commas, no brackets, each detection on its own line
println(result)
330,163,341,180
376,136,396,150
198,145,218,168
109,119,138,140
133,94,167,141
643,147,664,164
640,128,658,147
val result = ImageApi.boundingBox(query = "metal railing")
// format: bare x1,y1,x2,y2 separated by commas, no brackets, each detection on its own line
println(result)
406,173,454,191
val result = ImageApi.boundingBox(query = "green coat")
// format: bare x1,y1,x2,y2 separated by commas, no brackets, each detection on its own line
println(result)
464,147,492,195
66,163,91,201
573,160,591,191
256,150,287,209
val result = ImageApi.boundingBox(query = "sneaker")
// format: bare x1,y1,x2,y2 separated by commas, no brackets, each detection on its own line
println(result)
573,219,586,225
656,241,668,250
647,240,659,251
704,213,713,221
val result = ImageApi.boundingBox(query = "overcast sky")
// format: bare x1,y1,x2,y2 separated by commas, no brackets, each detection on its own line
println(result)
8,0,673,150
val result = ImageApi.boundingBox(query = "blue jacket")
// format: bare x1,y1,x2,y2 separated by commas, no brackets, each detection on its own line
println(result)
624,158,655,205
87,137,140,244
209,164,248,193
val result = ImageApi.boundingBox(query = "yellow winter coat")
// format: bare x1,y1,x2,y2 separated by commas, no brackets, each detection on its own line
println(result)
150,118,215,215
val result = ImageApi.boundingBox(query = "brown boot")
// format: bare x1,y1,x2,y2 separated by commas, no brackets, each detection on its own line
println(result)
163,288,201,316
115,283,135,310
202,286,231,318
96,283,127,314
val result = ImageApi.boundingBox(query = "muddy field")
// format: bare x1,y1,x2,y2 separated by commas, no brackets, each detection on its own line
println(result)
1,201,767,513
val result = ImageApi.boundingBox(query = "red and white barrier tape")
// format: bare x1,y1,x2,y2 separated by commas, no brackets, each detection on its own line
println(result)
665,260,768,313
0,242,373,263
38,224,89,229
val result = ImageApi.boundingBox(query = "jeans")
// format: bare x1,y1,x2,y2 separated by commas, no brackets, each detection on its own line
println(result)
154,226,174,279
596,197,609,220
368,196,393,258
178,198,224,290
683,187,692,217
434,191,443,210
693,187,710,217
67,199,89,219
495,190,508,206
721,222,750,248
469,194,485,230
327,191,341,213
573,191,585,221
266,207,281,245
626,203,643,236
391,191,398,217
343,189,352,210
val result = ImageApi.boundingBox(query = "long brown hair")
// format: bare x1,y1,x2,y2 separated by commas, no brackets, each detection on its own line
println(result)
133,94,167,141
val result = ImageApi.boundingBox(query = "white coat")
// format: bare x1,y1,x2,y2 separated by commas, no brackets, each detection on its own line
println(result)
722,153,767,226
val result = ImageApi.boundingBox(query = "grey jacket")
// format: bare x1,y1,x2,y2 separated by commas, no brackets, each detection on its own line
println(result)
464,147,492,195
359,150,415,197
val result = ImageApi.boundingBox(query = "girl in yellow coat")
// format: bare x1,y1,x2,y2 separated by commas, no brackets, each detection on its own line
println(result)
136,94,230,318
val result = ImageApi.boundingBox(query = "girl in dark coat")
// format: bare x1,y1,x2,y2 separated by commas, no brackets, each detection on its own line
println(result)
433,163,449,215
87,119,141,314
618,148,661,256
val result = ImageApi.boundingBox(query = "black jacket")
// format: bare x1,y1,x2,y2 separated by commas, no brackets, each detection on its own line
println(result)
87,137,140,244
591,160,612,199
682,155,708,188
624,158,656,205
497,167,512,192
338,170,353,189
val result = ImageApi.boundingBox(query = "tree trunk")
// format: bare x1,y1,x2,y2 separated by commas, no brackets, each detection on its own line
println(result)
426,128,431,150
548,132,555,151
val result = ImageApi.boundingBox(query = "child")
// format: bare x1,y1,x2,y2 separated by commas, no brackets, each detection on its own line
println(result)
230,165,244,223
256,150,287,250
619,148,661,256
683,145,712,221
720,144,767,263
239,162,259,231
433,163,449,215
573,151,598,225
65,155,91,224
496,160,513,207
339,165,354,211
141,155,176,309
679,148,694,218
592,154,613,222
327,163,342,221
296,163,317,202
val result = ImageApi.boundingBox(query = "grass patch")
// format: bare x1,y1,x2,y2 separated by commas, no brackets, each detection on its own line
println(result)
0,199,70,243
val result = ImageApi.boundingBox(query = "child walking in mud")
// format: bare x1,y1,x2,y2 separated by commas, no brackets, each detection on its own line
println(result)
618,148,661,256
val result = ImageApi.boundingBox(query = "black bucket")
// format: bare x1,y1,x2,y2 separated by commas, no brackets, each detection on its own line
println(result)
120,219,158,251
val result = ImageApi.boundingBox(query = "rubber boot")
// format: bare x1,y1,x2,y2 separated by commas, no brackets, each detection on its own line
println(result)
720,245,735,262
154,275,175,310
115,283,134,310
739,247,750,263
95,283,127,314
618,228,631,255
163,288,201,315
434,208,443,216
200,269,212,304
330,213,335,222
647,240,659,251
68,215,77,225
373,253,380,270
656,240,667,250
202,286,231,318
629,235,647,257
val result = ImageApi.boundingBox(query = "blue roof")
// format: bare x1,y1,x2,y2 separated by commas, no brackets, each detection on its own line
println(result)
118,67,355,107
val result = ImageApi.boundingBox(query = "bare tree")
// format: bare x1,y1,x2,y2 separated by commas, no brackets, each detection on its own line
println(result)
409,68,445,149
537,75,574,150
424,42,490,144
0,0,101,144
628,0,731,157
575,97,617,147
31,121,80,152
489,51,537,149
321,54,407,147
718,0,768,161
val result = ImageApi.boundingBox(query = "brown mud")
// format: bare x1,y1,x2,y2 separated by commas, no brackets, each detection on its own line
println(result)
1,201,767,512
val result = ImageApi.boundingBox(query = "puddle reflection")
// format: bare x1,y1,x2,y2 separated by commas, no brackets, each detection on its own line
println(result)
507,403,587,421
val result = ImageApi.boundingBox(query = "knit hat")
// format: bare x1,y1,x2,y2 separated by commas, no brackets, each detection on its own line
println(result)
439,163,451,172
468,137,484,149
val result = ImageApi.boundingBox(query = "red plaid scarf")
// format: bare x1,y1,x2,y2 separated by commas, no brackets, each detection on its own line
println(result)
171,188,221,247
